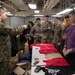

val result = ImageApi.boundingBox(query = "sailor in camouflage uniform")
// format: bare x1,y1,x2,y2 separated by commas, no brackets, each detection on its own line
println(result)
0,7,27,75
53,17,63,52
41,15,54,43
30,18,42,43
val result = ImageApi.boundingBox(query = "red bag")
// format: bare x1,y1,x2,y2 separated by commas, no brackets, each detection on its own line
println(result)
39,46,59,54
30,43,53,48
30,43,59,54
43,58,70,66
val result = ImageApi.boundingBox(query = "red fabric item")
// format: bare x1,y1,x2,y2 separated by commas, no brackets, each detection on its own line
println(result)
30,43,59,54
43,58,70,67
39,46,59,54
30,43,53,48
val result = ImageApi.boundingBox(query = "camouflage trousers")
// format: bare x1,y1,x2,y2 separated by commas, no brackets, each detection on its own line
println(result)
0,62,10,75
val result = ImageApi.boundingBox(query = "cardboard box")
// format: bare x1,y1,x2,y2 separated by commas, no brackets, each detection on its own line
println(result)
9,56,18,73
14,67,31,75
13,61,31,75
14,66,25,75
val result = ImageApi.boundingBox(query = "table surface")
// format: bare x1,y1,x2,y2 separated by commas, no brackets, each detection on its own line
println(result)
31,46,75,75
31,46,46,75
31,46,46,66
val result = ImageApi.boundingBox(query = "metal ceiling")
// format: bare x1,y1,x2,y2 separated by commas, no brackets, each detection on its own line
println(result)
0,0,75,17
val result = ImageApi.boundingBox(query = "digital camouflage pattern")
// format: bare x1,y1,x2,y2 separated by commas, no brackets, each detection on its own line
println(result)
41,21,54,43
53,24,63,52
30,24,43,43
0,21,24,74
53,24,63,45
0,62,9,75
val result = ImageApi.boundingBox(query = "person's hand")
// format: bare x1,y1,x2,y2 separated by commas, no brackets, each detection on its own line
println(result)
58,42,61,46
27,34,30,37
22,25,27,29
43,28,46,30
52,40,54,44
34,36,36,39
25,34,29,39
67,49,72,54
29,37,31,40
43,27,47,30
62,48,72,56
62,48,67,56
62,34,67,40
48,27,50,29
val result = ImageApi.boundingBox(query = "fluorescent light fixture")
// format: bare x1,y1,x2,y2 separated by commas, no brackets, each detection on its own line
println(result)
34,15,44,16
34,10,40,13
7,12,11,14
56,8,73,15
52,15,62,17
28,3,37,9
6,12,13,16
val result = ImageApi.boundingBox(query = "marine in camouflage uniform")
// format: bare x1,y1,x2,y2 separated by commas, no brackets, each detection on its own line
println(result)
53,18,63,52
30,18,42,44
0,22,25,75
41,21,54,43
0,7,27,75
30,23,42,44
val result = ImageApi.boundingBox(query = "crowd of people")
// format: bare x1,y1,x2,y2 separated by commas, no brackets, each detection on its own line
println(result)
30,10,75,69
0,6,75,75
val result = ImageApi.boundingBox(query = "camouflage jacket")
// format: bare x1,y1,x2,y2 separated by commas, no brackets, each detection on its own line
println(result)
41,21,54,38
0,21,24,62
53,24,63,44
30,24,43,38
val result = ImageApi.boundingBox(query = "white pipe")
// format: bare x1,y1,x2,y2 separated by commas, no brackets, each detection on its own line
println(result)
43,0,50,12
47,0,60,10
0,1,16,11
43,0,60,12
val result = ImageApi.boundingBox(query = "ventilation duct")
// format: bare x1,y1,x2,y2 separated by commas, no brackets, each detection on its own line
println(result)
9,0,28,10
43,0,60,11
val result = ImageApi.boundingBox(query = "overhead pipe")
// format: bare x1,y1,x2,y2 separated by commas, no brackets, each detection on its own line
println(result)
43,0,50,12
47,0,60,10
43,0,60,12
0,1,17,11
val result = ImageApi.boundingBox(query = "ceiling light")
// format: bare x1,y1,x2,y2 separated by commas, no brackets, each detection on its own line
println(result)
28,3,37,9
34,10,40,13
52,15,62,17
34,15,44,16
6,12,13,16
56,8,73,15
